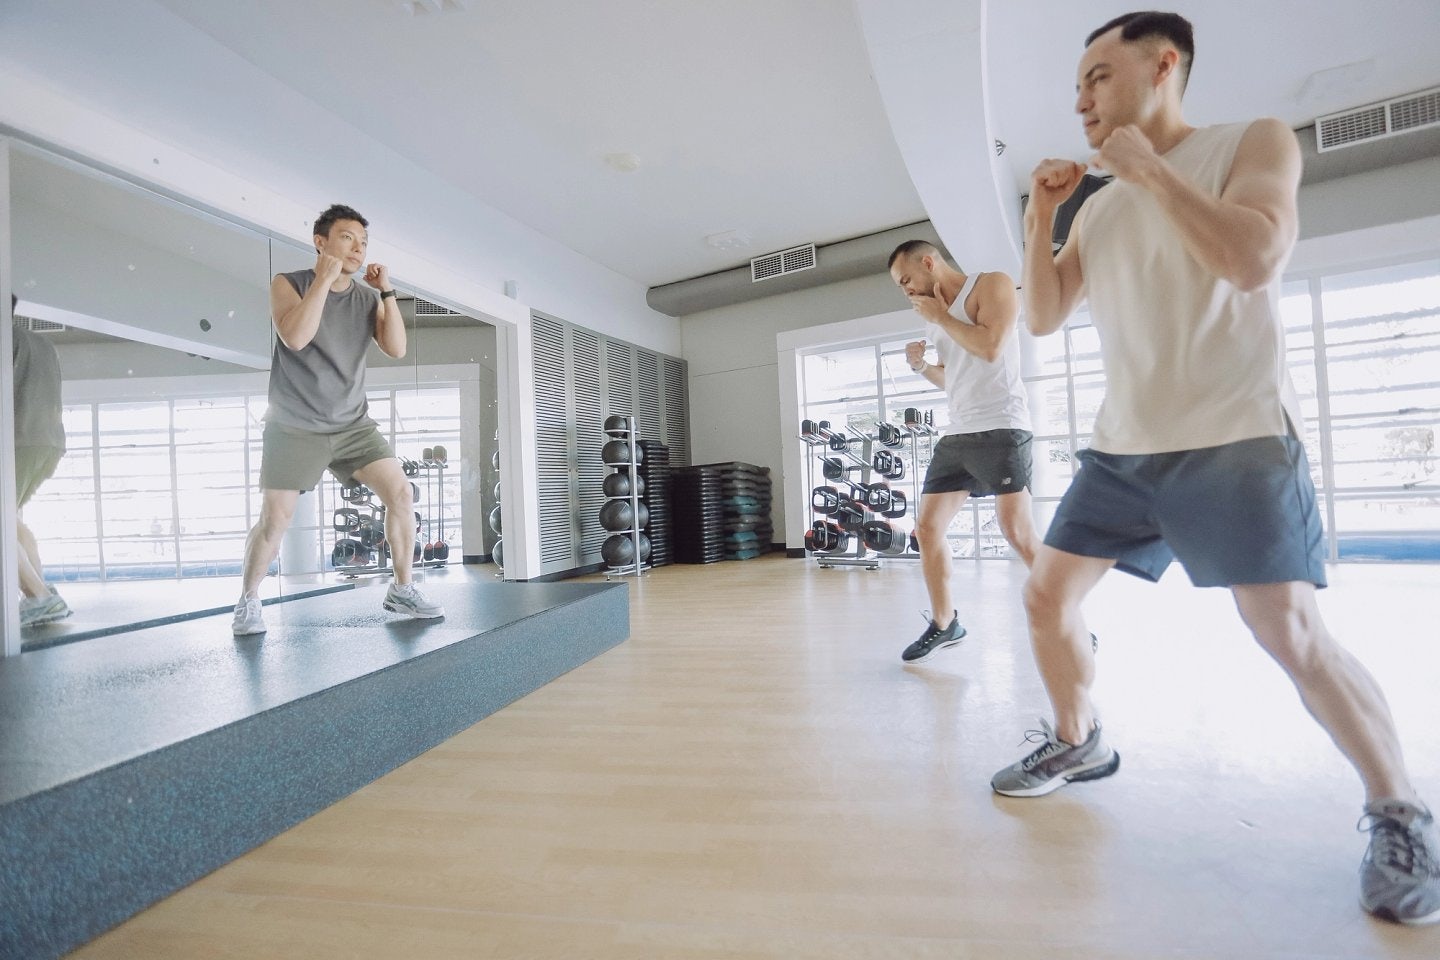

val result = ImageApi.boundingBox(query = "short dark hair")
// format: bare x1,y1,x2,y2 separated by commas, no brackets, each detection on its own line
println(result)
1086,11,1194,94
888,240,938,270
313,204,368,244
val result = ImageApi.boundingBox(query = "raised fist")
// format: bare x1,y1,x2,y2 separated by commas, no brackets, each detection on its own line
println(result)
1029,159,1089,212
316,251,345,284
905,339,928,371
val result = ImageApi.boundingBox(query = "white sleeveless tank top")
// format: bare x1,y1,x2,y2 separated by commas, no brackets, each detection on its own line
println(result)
1073,121,1303,454
926,272,1031,435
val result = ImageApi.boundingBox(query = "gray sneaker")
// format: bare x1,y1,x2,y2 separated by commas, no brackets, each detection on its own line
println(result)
901,611,966,663
991,718,1121,797
1359,799,1440,925
231,596,266,636
383,582,444,619
20,591,72,627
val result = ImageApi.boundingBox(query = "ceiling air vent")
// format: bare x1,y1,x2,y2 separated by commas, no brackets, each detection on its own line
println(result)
751,243,817,283
414,297,462,317
1316,86,1440,152
12,315,66,333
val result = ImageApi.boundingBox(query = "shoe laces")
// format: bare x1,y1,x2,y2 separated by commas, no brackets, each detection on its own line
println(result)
1018,719,1068,772
917,611,951,642
1359,813,1440,878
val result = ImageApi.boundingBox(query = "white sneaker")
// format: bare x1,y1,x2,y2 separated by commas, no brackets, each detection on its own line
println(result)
383,582,444,619
20,591,72,626
231,596,266,636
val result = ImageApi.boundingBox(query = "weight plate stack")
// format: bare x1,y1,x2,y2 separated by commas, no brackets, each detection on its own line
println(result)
672,465,726,563
691,460,773,561
638,440,673,567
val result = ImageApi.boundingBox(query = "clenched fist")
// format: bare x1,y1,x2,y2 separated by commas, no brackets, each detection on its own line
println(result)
905,339,928,371
1028,159,1089,212
1091,125,1159,184
364,263,391,291
316,251,345,284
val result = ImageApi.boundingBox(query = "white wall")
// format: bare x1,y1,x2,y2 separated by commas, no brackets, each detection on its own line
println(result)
0,0,680,356
681,273,905,544
1297,156,1440,244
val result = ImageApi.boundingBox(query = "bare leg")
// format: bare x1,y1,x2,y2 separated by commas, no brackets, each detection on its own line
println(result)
352,458,415,585
16,521,48,598
240,489,299,598
994,489,1042,569
914,490,971,621
1233,582,1418,805
1023,546,1115,744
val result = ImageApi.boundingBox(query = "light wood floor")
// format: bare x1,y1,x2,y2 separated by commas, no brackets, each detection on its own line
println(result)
71,555,1440,959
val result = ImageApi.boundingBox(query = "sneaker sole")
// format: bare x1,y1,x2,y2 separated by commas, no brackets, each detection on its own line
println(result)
901,628,968,664
232,624,267,636
1362,899,1440,926
23,609,72,627
382,600,445,620
993,750,1122,798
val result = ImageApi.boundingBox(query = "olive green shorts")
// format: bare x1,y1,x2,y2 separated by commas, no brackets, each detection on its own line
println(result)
14,445,64,507
260,419,394,491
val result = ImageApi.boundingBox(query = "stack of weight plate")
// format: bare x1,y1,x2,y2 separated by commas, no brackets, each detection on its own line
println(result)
638,440,673,568
691,461,772,561
671,465,726,564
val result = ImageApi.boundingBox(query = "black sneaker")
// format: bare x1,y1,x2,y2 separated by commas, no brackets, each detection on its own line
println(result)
902,612,966,663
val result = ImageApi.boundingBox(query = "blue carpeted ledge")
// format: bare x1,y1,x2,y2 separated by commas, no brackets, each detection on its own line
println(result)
0,579,629,959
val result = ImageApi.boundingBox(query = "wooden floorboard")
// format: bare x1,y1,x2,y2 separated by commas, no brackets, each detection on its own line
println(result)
68,556,1440,958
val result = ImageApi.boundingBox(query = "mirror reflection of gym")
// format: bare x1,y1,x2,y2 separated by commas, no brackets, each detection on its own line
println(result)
9,145,500,649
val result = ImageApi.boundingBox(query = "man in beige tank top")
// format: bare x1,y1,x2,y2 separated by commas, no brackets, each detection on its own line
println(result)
990,11,1438,925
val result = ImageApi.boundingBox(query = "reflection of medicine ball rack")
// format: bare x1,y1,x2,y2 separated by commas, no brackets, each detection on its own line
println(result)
601,415,650,578
798,411,936,569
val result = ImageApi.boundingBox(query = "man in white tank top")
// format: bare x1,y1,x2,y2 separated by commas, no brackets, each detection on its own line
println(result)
990,11,1438,925
887,241,1041,664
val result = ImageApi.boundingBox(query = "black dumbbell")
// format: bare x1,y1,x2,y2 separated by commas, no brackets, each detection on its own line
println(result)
822,457,858,482
877,423,904,448
872,449,905,480
903,407,923,429
800,418,817,440
883,489,908,520
811,485,842,516
833,496,866,533
865,482,893,512
358,518,386,548
828,431,851,452
863,520,910,556
333,507,362,532
331,538,371,568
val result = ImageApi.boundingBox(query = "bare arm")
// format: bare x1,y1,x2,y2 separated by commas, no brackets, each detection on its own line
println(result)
365,263,406,359
1095,119,1300,292
271,261,338,351
1022,159,1088,336
909,272,1019,364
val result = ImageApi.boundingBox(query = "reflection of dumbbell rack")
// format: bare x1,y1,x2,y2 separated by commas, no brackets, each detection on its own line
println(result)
330,482,393,576
601,416,650,578
798,419,880,570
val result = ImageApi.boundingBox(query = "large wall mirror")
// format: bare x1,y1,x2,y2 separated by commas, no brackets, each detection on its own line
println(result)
9,143,500,651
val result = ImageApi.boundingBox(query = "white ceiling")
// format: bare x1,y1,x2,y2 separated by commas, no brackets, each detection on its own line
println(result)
35,1,1440,289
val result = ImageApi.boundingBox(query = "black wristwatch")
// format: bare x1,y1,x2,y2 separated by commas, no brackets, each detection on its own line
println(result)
380,289,397,299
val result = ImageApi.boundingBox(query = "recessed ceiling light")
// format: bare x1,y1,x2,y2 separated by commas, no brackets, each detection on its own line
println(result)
705,229,752,251
604,152,642,173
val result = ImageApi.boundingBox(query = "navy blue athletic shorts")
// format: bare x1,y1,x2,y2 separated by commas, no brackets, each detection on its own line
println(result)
1043,433,1326,588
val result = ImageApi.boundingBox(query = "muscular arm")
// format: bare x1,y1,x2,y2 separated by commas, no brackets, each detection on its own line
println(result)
1021,160,1088,336
916,273,1019,363
373,294,406,359
270,275,328,351
1114,118,1300,292
918,363,945,389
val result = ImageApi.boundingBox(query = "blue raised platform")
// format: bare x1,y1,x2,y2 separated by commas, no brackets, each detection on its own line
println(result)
0,576,629,959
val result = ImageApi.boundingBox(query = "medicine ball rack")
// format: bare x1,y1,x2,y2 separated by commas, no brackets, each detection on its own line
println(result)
798,411,937,569
600,415,651,579
329,450,450,578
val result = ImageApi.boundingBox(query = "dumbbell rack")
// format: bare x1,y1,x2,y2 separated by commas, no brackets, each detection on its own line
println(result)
799,416,938,569
800,422,881,570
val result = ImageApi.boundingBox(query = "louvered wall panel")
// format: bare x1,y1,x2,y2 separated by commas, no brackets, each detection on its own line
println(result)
662,356,690,467
572,329,607,563
637,350,663,443
605,339,635,418
531,315,575,567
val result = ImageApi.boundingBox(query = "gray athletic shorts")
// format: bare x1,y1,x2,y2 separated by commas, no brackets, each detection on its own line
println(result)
922,429,1033,497
1044,434,1327,588
14,445,63,508
260,418,394,492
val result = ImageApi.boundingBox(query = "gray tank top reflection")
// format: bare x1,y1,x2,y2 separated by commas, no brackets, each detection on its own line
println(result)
267,269,378,432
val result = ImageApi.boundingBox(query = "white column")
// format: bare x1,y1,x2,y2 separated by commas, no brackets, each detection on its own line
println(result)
1,139,21,655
